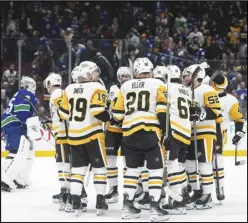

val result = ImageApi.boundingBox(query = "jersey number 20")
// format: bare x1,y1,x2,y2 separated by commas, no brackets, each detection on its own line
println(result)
126,91,150,115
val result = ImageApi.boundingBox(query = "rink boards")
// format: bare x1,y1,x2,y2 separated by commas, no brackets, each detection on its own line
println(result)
1,121,247,157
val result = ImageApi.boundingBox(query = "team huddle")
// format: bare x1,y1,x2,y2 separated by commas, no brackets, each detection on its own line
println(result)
1,57,246,222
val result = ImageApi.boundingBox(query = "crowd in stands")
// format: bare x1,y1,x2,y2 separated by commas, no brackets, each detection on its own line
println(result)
1,1,247,119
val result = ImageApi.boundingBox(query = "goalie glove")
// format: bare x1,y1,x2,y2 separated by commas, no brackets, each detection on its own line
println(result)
232,131,245,145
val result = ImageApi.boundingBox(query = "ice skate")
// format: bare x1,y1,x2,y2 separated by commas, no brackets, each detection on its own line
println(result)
1,181,11,192
150,196,169,222
122,194,141,220
105,186,119,204
59,188,68,211
134,184,144,202
13,180,26,189
96,194,108,216
195,194,212,210
72,194,87,217
162,197,187,215
65,192,74,213
185,189,202,210
52,187,67,204
136,191,150,210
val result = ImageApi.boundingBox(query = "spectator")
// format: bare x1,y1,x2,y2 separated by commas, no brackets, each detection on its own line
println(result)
3,64,17,81
187,26,205,46
174,12,187,32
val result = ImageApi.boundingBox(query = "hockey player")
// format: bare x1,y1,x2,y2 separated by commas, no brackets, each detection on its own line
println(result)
184,64,223,210
105,66,132,204
112,57,169,221
182,68,191,87
161,65,191,214
58,61,112,216
43,73,72,210
205,76,245,200
153,66,168,84
1,77,38,191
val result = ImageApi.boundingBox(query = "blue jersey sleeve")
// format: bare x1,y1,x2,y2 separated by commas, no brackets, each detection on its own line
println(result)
13,90,36,123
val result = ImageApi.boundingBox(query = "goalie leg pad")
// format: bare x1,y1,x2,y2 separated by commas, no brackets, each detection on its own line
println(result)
2,136,30,189
15,148,35,186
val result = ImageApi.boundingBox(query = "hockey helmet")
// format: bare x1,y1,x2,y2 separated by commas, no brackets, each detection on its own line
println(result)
117,66,132,84
133,57,154,78
21,76,36,94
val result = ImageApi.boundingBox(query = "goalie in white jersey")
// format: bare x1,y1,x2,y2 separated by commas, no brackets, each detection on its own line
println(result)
112,57,169,221
105,66,132,204
43,73,72,210
58,61,113,216
205,76,245,201
161,65,191,214
184,64,223,210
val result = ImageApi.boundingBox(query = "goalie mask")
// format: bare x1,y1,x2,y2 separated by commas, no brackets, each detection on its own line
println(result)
117,67,132,84
21,77,36,94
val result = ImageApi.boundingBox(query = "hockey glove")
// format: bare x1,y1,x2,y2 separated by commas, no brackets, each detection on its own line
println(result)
110,116,122,127
161,134,172,149
232,131,245,145
41,118,52,131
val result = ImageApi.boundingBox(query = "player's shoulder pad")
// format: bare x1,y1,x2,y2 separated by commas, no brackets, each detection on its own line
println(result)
50,88,63,99
91,81,106,91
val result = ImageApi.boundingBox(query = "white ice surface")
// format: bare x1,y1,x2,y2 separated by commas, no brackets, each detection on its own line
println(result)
1,157,247,222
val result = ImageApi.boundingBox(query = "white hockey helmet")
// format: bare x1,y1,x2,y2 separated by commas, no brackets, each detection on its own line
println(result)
133,57,154,78
167,65,181,79
153,66,168,80
44,73,62,90
71,66,83,83
117,66,132,84
78,61,101,82
186,64,206,80
20,76,36,94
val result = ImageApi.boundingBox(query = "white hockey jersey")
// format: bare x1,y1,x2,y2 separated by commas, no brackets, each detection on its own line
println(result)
106,84,122,133
112,78,167,137
49,88,67,144
58,82,107,145
168,82,192,145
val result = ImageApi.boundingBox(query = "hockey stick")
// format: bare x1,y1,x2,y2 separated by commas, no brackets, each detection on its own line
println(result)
85,164,92,187
191,66,202,190
214,145,221,201
159,62,183,202
235,144,246,166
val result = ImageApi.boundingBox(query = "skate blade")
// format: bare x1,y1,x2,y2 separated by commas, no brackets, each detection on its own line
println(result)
96,209,106,216
185,203,194,210
59,204,66,211
65,204,74,213
75,210,83,217
196,203,212,210
163,208,187,215
106,197,119,204
136,203,150,210
121,212,140,220
151,215,169,222
53,199,60,204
